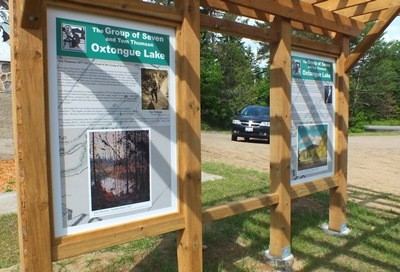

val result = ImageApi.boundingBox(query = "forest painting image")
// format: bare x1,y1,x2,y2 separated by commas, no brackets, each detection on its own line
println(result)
89,129,150,212
297,124,328,171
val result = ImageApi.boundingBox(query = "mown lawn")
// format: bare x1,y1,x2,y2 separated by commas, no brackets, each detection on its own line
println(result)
1,162,399,271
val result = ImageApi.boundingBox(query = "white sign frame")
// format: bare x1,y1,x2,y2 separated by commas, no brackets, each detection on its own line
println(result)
47,8,178,237
290,51,336,186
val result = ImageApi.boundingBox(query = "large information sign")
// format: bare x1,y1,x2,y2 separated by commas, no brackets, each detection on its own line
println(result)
47,9,177,236
290,51,335,185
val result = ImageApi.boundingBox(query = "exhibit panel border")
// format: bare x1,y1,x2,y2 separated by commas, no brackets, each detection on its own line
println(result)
47,8,178,237
290,51,336,186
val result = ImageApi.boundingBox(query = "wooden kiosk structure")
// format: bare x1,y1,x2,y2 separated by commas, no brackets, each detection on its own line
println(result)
12,0,399,271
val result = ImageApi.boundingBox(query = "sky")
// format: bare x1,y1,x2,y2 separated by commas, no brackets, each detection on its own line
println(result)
384,17,400,41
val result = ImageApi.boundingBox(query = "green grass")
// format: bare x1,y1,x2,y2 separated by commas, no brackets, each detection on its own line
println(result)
0,213,19,268
349,130,400,136
369,119,400,126
1,162,399,271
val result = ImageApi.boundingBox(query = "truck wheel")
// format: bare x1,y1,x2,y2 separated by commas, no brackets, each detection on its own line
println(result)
231,135,237,141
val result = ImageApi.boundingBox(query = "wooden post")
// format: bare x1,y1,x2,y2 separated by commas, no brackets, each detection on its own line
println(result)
268,17,292,258
175,0,203,271
329,35,350,232
11,0,53,271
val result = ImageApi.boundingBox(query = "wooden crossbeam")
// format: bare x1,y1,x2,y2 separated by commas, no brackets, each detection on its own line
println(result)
202,193,280,223
334,0,400,17
200,14,278,43
314,0,373,11
353,11,383,22
61,0,182,23
200,0,334,37
225,0,364,36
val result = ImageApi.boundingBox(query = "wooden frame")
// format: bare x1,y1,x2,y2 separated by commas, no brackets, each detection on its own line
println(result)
11,0,398,271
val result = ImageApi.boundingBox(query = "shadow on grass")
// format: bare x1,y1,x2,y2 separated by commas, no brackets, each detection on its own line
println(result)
131,164,400,272
1,163,399,271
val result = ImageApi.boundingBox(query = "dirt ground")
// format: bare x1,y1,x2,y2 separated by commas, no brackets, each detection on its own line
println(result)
1,132,400,196
201,132,400,196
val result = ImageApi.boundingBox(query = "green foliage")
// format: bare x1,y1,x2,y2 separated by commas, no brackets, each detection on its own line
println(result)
370,119,400,126
200,19,399,132
349,111,369,133
349,27,400,130
200,25,270,128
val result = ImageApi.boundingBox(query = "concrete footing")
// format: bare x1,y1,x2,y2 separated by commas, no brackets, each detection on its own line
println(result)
264,249,294,272
321,223,351,236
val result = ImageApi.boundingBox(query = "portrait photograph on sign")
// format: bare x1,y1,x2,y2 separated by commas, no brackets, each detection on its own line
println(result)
61,23,86,52
141,68,169,110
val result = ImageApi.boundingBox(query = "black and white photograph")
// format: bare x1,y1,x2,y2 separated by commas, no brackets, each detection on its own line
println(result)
61,23,87,52
292,59,301,76
141,68,169,110
324,85,333,104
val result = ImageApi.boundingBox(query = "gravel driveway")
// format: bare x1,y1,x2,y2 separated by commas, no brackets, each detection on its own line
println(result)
201,132,400,196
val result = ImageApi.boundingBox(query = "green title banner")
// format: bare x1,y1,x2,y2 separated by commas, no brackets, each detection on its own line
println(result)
57,18,170,66
291,56,333,82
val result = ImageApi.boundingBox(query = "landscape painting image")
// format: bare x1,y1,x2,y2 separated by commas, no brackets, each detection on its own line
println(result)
89,129,150,212
297,124,328,171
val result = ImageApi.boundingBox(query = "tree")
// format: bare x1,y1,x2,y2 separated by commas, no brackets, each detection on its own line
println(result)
349,24,400,130
200,16,259,128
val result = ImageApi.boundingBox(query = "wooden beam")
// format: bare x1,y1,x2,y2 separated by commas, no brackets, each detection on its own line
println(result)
268,17,292,258
345,6,400,73
19,0,43,29
329,34,350,233
334,0,400,17
201,0,273,22
292,36,341,57
225,0,364,36
314,0,373,11
11,0,53,271
200,14,340,56
53,214,185,260
175,0,203,271
47,1,181,28
353,11,383,22
202,175,340,225
290,21,334,37
290,176,339,199
200,0,335,37
301,0,325,4
200,14,278,43
202,193,280,223
59,0,183,24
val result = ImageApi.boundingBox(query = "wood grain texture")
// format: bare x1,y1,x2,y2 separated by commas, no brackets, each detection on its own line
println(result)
53,213,185,260
202,193,280,223
11,0,53,270
329,35,349,232
58,0,183,24
268,17,292,258
175,0,203,271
